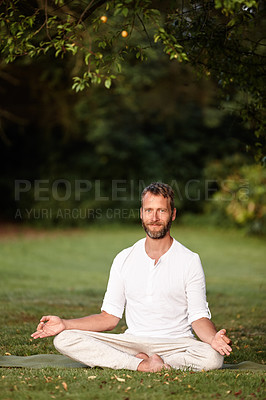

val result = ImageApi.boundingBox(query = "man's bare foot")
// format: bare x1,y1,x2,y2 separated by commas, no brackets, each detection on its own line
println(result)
137,354,171,373
136,352,149,360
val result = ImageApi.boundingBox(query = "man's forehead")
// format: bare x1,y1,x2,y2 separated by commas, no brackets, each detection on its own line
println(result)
142,192,170,206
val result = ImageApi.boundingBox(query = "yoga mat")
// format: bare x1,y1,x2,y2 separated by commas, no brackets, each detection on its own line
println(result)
222,361,266,370
0,355,86,368
0,355,265,370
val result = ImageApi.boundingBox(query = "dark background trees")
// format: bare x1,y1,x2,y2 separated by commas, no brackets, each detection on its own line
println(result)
0,1,265,231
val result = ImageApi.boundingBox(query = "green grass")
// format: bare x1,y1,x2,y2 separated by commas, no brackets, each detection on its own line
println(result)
0,224,265,399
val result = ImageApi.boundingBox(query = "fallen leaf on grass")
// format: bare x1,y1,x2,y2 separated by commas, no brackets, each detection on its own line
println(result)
114,375,125,382
234,390,242,396
125,387,131,392
62,381,68,391
87,376,97,380
5,352,11,356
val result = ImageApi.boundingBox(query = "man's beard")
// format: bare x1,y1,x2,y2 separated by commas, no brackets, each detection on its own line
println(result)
142,215,173,239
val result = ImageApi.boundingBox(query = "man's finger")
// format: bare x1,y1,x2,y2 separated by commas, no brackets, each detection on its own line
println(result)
226,344,232,352
40,316,50,323
219,328,226,336
31,331,48,339
31,331,41,339
36,322,45,331
220,344,232,356
224,346,232,355
222,335,232,345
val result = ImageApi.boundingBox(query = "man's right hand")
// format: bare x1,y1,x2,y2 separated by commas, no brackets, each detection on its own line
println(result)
31,315,66,339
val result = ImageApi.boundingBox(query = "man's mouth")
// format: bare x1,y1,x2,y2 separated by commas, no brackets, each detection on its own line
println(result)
148,223,162,227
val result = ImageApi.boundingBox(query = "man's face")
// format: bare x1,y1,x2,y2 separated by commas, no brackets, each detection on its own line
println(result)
140,193,176,239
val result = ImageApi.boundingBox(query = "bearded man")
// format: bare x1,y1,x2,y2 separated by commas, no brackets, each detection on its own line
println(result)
32,182,232,372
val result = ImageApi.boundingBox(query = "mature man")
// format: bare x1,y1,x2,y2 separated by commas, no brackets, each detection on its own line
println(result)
32,182,232,372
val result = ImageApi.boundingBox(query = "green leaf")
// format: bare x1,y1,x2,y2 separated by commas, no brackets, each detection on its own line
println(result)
116,63,122,73
122,8,129,17
85,53,91,65
104,78,111,89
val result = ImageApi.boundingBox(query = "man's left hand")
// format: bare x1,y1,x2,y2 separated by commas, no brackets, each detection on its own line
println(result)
211,329,232,356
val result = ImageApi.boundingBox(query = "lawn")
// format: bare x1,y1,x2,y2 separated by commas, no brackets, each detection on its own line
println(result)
0,224,265,399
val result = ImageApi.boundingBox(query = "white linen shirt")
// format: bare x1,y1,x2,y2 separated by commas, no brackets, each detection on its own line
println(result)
101,238,211,338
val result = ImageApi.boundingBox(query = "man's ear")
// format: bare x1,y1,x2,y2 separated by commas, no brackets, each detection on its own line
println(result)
172,208,177,221
140,207,143,220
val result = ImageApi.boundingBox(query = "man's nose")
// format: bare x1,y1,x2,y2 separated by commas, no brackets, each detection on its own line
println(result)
151,211,160,221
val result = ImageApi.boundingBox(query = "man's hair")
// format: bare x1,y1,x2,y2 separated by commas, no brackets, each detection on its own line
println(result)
141,182,175,213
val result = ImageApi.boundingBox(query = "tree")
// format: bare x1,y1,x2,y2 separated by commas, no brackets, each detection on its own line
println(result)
0,0,265,160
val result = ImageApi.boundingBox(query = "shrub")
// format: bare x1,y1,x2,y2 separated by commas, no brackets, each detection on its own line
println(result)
204,158,266,234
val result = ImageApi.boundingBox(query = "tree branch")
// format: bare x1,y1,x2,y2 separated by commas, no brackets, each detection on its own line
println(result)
44,0,52,40
137,13,153,48
77,0,107,25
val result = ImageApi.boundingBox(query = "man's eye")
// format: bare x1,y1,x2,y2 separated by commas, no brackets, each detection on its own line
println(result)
160,209,165,213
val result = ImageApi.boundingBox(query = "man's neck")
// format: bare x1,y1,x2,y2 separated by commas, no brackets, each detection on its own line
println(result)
145,233,173,264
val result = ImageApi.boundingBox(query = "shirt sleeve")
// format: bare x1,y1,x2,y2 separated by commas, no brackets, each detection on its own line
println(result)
185,253,211,325
101,253,126,319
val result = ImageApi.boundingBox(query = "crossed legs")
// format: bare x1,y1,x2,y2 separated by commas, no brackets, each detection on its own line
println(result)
54,330,223,372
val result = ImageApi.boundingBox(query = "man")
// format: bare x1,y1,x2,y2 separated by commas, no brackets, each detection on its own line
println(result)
32,182,232,372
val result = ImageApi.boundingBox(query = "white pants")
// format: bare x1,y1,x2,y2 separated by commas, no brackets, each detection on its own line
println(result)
54,330,224,371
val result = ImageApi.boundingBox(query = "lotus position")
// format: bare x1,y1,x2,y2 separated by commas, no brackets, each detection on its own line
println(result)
32,182,232,372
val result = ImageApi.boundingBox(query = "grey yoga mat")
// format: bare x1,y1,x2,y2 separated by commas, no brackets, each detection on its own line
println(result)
0,355,265,370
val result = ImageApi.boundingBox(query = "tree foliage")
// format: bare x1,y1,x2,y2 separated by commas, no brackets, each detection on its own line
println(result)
0,43,254,225
204,156,266,234
0,0,265,159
